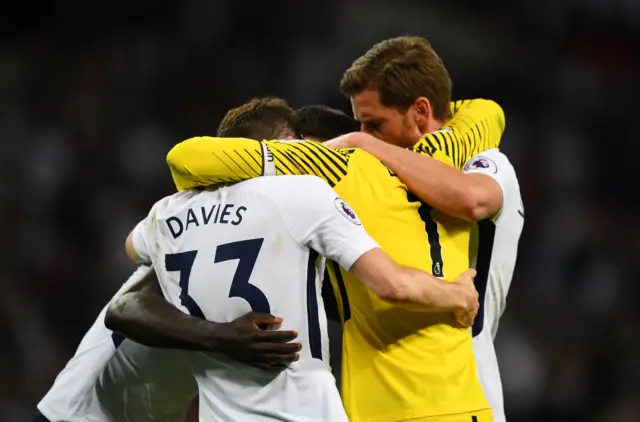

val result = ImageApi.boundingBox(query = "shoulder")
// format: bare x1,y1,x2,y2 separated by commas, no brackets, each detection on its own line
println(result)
150,191,200,220
464,149,521,217
245,174,329,190
452,99,504,117
463,149,512,174
241,175,335,203
448,99,505,130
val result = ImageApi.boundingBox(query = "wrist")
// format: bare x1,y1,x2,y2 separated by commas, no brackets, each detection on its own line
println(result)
193,319,224,352
452,284,474,311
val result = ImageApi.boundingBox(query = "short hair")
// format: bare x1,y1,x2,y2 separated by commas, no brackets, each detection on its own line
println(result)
296,105,359,142
217,97,299,140
340,36,452,120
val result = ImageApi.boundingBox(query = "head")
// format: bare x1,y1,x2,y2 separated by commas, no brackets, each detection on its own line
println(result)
296,105,359,142
217,97,300,140
340,36,452,148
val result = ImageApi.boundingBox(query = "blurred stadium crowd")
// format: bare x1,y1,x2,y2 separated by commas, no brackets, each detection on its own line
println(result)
0,1,638,421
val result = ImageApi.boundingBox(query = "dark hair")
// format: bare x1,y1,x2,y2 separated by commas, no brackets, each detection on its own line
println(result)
296,105,359,142
217,97,300,139
340,36,452,120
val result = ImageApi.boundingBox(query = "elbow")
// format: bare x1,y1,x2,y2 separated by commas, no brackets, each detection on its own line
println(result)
125,232,144,264
479,99,506,131
166,143,182,170
104,299,122,332
461,202,486,222
166,139,193,177
458,187,488,222
167,136,202,167
374,286,399,302
166,138,189,165
104,293,134,332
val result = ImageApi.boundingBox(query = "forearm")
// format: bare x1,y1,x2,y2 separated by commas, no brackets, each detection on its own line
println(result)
105,292,217,351
166,137,263,191
360,137,491,221
389,267,466,312
266,140,348,185
351,249,465,312
166,137,348,190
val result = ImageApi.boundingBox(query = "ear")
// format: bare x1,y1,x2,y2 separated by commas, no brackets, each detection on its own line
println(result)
413,97,433,133
413,97,432,119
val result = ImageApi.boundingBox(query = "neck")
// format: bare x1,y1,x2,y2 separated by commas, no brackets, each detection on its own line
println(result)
424,117,447,134
411,117,448,147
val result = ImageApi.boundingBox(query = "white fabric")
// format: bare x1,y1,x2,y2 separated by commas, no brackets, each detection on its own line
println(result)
132,175,378,422
37,266,197,422
465,148,524,422
131,219,151,263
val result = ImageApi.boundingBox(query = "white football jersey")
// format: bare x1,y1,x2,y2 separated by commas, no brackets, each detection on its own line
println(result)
132,175,379,422
465,148,524,422
37,266,197,422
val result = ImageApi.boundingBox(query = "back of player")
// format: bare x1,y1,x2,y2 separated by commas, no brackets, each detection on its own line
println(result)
323,150,490,421
133,175,378,422
37,266,196,422
465,149,524,422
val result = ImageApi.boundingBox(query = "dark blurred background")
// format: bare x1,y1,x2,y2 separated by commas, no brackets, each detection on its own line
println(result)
1,0,638,421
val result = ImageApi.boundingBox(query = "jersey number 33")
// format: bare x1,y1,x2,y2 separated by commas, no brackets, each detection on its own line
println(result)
164,238,270,318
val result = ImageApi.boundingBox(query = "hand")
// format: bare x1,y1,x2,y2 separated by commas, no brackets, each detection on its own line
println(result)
209,312,302,370
323,132,368,149
452,269,479,327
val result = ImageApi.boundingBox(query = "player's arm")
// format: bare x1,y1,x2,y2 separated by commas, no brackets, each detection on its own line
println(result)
116,218,303,369
275,176,478,316
106,267,219,351
329,132,502,221
412,99,506,169
125,222,147,263
166,136,351,191
105,268,301,369
350,251,477,321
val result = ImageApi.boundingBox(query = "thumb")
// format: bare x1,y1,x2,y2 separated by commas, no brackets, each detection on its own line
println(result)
460,269,477,282
246,312,283,326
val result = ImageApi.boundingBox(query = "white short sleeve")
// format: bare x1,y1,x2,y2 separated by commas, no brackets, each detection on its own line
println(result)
131,210,156,264
270,175,379,270
462,149,522,222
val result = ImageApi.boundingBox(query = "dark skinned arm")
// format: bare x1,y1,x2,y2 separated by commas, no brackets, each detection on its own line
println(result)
105,267,302,369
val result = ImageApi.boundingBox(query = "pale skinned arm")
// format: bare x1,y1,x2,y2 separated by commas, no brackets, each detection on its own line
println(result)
326,133,503,222
125,230,145,263
349,248,478,322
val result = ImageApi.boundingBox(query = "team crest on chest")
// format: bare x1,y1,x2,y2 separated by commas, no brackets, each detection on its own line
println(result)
334,198,362,225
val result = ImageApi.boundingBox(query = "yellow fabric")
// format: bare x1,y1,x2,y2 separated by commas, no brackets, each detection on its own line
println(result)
165,99,505,421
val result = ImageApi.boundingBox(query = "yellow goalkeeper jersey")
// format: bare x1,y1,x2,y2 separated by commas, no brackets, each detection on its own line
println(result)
167,99,505,421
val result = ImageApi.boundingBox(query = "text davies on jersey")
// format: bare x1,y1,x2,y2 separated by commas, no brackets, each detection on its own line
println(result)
166,204,247,238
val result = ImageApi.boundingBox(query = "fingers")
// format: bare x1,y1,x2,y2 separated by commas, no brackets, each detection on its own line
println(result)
454,310,476,327
461,269,477,280
251,341,302,354
243,352,300,371
254,329,299,342
246,312,284,326
256,353,300,365
456,269,477,286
